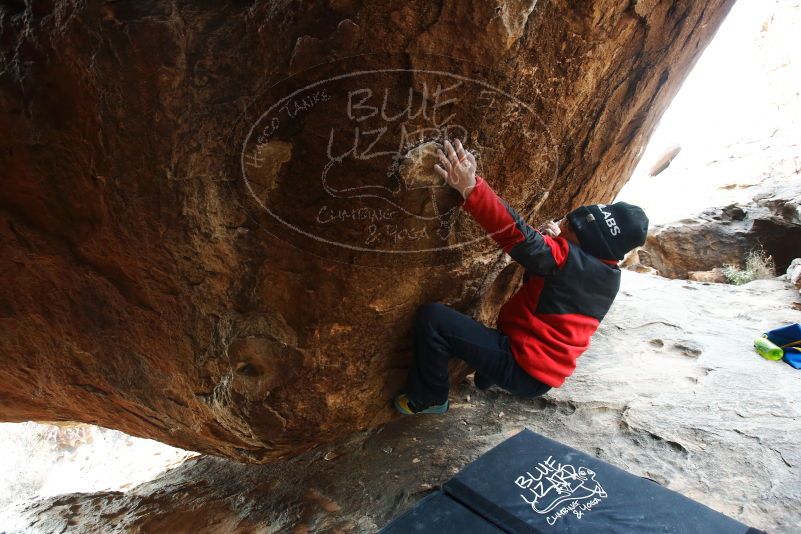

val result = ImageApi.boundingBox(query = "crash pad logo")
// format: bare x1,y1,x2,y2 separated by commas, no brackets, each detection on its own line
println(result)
514,455,608,525
240,53,557,264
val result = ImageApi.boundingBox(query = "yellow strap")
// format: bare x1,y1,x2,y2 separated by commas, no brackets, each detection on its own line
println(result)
780,339,801,348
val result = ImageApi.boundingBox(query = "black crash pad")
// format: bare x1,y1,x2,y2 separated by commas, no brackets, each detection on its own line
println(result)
442,429,754,533
380,491,504,533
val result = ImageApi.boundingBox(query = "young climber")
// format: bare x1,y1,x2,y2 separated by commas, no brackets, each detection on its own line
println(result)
394,139,648,415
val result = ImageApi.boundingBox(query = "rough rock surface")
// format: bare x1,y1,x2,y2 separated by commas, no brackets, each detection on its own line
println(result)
0,1,735,461
636,181,801,279
787,259,801,300
687,268,726,283
6,271,801,533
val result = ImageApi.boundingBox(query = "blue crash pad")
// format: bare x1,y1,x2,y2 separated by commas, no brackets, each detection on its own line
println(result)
442,429,753,533
381,428,763,533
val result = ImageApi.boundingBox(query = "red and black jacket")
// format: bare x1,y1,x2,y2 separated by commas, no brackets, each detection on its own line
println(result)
460,175,621,387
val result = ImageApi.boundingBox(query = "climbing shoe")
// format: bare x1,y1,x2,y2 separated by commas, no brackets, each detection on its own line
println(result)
393,393,449,415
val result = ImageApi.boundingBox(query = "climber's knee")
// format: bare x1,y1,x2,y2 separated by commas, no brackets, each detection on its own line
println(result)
414,302,449,331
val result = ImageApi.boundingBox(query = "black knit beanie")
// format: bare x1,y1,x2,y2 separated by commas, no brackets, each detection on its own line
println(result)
566,202,649,260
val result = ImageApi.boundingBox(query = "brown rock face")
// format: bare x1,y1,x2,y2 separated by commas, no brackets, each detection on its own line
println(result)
688,269,727,284
0,1,734,461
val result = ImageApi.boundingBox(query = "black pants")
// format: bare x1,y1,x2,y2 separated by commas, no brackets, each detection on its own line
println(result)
405,302,552,405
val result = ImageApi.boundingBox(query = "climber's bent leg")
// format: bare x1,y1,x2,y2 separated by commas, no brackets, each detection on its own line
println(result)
405,302,550,406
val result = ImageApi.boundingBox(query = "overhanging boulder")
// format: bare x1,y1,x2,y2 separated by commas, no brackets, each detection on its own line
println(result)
0,0,735,462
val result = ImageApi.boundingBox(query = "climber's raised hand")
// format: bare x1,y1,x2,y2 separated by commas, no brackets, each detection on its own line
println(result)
539,220,561,237
434,139,477,199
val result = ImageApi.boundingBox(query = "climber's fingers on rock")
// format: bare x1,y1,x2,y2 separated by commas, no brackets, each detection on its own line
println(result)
436,149,451,170
454,140,476,172
466,151,476,167
433,164,449,180
444,140,459,166
454,139,467,162
443,139,454,156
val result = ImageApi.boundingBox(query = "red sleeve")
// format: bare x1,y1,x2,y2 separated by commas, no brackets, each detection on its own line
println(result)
460,175,568,272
